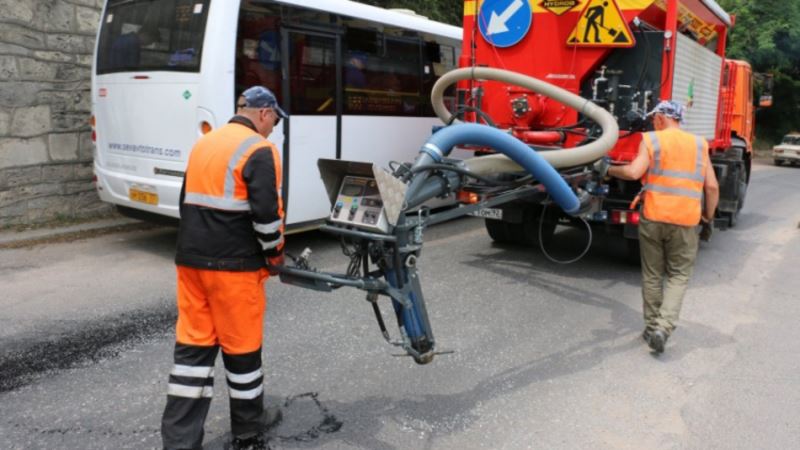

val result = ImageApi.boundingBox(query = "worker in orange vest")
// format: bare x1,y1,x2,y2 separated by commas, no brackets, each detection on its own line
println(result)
161,86,287,450
597,100,719,354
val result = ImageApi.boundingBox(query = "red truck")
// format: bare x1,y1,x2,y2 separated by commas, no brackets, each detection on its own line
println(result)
456,0,757,257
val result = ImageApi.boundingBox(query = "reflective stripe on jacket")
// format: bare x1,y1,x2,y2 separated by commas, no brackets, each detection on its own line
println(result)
175,116,284,271
641,129,708,227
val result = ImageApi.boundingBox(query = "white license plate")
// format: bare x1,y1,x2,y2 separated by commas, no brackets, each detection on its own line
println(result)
470,208,503,220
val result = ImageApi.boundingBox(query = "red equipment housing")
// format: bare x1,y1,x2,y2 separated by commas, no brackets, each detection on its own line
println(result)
459,0,753,242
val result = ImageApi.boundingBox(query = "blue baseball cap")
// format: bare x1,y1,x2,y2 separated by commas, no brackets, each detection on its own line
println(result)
647,100,684,122
240,86,288,119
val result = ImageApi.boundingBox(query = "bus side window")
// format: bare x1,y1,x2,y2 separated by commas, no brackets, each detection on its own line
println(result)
288,34,337,115
422,39,458,116
343,22,422,117
236,5,282,104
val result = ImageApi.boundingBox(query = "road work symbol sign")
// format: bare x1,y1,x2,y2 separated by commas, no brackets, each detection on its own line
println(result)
540,0,581,16
479,0,533,48
567,0,634,47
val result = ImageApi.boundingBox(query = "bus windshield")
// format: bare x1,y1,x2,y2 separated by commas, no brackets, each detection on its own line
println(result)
96,0,210,74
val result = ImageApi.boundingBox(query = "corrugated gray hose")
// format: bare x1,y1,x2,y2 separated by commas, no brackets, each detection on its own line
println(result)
430,67,619,174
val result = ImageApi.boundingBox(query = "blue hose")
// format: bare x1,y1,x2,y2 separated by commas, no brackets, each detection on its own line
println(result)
417,123,580,214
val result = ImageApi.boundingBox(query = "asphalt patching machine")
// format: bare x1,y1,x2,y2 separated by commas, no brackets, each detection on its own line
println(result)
276,68,619,364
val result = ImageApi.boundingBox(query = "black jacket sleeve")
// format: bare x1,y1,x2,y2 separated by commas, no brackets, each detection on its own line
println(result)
242,146,284,258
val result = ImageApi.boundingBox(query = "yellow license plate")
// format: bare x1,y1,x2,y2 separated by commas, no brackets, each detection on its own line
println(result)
129,188,158,205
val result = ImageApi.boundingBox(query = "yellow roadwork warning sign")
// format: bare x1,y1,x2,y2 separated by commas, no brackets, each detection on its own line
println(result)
567,0,635,47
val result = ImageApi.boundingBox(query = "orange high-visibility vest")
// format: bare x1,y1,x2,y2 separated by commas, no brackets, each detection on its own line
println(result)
641,129,708,226
184,122,281,215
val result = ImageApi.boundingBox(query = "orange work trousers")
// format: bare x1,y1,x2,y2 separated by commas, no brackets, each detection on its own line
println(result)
175,266,269,355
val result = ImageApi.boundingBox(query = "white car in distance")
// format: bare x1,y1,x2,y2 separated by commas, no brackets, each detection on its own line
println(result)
773,134,800,166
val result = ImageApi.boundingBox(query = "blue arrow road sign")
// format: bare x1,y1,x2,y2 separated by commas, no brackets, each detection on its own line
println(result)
478,0,532,48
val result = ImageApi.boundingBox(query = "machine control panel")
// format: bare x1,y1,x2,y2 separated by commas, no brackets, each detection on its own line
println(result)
330,176,390,233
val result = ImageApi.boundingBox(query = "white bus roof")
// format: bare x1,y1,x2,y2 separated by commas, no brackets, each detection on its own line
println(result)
270,0,462,40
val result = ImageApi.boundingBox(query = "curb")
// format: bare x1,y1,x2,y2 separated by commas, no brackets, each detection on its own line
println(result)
0,218,163,249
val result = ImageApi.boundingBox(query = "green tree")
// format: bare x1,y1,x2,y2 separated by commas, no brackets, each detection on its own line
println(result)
720,0,800,144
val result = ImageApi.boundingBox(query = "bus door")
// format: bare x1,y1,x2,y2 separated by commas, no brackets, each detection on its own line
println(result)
282,29,342,226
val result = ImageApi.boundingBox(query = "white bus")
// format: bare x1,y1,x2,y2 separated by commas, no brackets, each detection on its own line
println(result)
91,0,461,229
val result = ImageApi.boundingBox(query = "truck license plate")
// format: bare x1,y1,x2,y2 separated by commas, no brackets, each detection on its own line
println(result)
470,208,503,220
129,187,158,205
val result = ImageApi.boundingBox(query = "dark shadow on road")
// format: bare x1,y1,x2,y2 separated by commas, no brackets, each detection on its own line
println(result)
121,227,179,259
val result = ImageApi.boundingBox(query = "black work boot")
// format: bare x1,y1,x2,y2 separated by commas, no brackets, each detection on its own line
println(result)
231,433,268,450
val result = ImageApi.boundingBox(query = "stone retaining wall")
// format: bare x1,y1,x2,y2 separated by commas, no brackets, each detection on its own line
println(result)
0,0,109,227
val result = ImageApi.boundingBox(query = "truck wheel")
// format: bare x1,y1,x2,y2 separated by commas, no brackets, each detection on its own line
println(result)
484,218,511,243
485,206,559,245
523,205,558,246
506,221,529,244
725,146,744,160
719,210,738,228
736,160,748,212
729,211,738,227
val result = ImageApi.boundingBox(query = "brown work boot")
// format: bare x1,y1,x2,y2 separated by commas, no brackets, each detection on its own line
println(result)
647,329,667,353
642,328,667,353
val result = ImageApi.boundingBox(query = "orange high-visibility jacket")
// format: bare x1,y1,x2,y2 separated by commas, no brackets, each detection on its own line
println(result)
641,128,708,227
175,116,284,271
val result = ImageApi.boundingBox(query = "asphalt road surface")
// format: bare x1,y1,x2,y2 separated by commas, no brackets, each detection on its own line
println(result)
1,161,798,449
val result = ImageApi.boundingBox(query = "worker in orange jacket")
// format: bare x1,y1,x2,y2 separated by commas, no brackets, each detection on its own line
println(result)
161,86,287,450
597,101,719,354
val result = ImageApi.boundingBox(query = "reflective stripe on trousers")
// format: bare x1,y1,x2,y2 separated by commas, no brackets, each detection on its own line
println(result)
161,345,266,448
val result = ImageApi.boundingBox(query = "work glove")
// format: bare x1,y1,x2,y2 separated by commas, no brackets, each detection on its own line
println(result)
592,156,611,178
699,218,713,242
266,254,285,276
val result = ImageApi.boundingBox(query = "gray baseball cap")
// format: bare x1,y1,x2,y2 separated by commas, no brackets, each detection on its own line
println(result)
239,86,288,119
647,100,685,122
